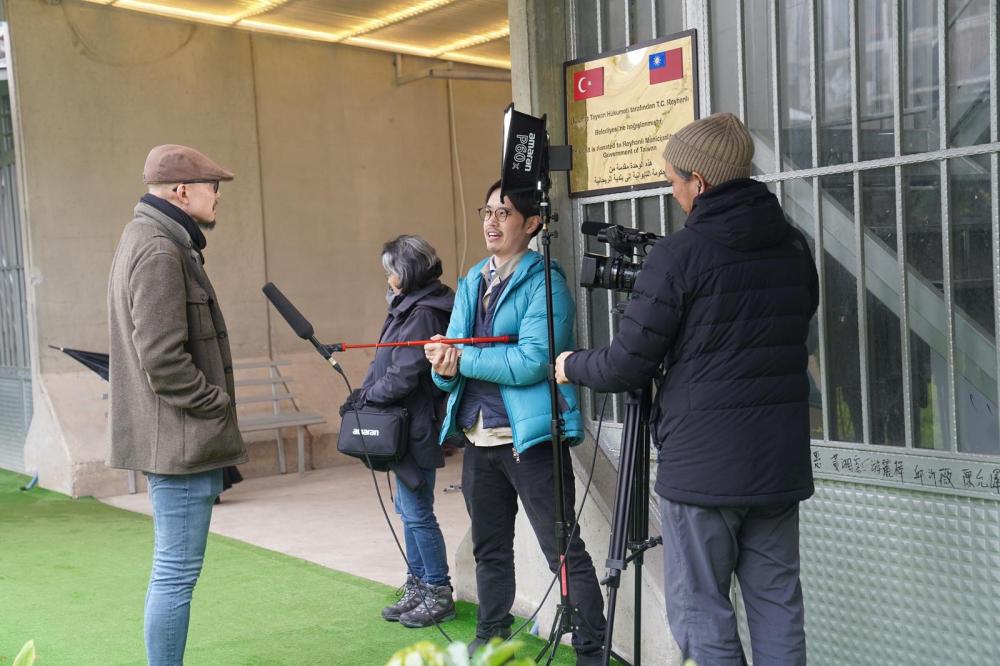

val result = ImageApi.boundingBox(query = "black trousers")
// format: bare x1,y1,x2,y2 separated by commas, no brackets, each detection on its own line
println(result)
462,441,607,655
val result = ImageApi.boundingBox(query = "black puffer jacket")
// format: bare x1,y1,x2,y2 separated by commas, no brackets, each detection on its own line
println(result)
359,280,454,470
566,179,819,506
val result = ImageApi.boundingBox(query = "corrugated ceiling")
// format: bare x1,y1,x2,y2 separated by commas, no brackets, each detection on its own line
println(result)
81,0,511,69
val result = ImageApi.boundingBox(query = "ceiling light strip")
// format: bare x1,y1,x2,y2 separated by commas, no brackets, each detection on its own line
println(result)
238,19,344,42
431,26,509,56
229,0,293,24
344,36,434,57
340,0,459,39
85,1,512,70
111,0,233,24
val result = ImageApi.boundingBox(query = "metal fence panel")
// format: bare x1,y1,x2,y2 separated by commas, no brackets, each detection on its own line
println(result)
0,83,30,473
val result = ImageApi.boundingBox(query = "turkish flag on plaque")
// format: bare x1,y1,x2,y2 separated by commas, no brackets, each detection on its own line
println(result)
573,67,605,101
649,48,683,84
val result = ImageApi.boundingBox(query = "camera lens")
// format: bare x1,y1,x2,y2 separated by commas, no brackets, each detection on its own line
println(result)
581,254,641,292
580,254,605,289
616,261,641,292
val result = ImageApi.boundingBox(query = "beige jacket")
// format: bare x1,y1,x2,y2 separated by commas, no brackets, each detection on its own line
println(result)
106,201,247,474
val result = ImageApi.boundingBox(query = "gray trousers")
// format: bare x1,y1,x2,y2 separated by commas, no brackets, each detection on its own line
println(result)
660,497,807,666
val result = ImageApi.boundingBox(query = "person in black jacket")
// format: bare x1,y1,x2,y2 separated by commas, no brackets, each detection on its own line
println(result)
556,113,819,666
357,235,456,629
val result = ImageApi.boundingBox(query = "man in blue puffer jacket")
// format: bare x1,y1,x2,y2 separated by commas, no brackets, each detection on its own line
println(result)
425,180,606,663
557,113,819,666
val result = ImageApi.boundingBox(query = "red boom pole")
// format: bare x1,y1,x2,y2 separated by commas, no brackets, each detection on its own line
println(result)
332,335,517,350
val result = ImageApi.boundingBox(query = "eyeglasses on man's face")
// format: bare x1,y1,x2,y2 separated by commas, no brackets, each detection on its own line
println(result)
478,206,512,223
173,180,220,194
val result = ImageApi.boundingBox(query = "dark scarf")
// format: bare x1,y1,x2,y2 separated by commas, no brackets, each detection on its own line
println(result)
140,193,207,264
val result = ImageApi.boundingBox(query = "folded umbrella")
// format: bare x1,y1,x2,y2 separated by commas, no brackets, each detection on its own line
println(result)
48,345,242,493
49,346,109,381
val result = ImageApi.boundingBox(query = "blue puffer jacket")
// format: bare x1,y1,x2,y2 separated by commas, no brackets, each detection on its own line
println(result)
433,251,584,453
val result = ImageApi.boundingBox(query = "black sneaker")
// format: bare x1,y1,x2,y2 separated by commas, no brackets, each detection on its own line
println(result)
398,583,456,628
467,627,512,657
381,575,423,622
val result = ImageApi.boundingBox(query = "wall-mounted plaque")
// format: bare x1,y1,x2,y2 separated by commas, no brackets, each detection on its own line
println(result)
565,30,699,197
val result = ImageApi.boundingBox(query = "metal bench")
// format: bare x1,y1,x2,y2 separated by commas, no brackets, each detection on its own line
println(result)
124,359,325,493
233,361,326,477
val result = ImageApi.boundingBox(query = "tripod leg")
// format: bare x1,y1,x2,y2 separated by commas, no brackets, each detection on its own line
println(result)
602,390,645,665
631,391,651,666
536,603,566,665
630,467,643,666
602,587,620,665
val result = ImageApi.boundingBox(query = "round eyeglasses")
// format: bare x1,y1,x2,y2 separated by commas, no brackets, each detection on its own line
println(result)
478,206,511,223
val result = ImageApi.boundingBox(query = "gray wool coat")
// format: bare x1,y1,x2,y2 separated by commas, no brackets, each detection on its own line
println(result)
106,201,247,474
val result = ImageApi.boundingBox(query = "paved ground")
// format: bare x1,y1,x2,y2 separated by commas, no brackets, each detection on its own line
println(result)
103,454,469,588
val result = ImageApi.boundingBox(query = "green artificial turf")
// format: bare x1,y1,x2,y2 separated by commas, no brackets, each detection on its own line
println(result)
0,470,578,665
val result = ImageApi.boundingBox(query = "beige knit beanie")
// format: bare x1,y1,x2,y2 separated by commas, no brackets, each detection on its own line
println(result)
662,112,754,186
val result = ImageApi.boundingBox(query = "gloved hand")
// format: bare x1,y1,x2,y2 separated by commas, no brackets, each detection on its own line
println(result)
338,388,366,417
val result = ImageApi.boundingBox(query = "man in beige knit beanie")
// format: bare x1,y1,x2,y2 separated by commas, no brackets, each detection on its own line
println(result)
661,112,755,212
558,112,818,665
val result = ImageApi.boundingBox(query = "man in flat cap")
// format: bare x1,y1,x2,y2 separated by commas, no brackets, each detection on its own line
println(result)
107,144,247,665
557,114,818,665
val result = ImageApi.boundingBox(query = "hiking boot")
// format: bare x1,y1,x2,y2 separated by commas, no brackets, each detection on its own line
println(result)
398,583,456,628
467,626,512,657
381,575,423,622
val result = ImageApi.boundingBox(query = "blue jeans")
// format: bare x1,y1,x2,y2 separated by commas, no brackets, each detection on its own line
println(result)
394,467,450,587
144,469,223,666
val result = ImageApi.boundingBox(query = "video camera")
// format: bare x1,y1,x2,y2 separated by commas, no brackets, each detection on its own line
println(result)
498,103,662,295
579,222,661,293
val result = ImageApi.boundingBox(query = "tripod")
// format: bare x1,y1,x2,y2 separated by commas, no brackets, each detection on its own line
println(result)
601,385,661,666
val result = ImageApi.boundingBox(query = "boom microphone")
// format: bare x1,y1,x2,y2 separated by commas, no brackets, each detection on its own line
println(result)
263,282,314,340
580,221,612,237
262,282,344,374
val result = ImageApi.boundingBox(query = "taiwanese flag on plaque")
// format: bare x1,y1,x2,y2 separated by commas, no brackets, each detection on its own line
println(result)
573,67,605,101
649,48,683,84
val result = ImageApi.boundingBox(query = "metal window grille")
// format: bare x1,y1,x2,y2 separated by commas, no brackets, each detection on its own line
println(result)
0,74,30,473
565,0,999,462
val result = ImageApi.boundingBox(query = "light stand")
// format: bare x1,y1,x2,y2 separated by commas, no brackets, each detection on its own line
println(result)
500,104,584,665
536,165,575,666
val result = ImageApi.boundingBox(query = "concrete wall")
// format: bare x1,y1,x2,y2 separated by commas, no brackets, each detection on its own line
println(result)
8,0,510,496
6,1,667,660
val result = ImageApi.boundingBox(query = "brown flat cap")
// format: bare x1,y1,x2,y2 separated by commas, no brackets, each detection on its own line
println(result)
143,144,234,184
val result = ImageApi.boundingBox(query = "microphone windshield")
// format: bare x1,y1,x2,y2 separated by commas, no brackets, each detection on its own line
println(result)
262,283,314,340
580,221,611,237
